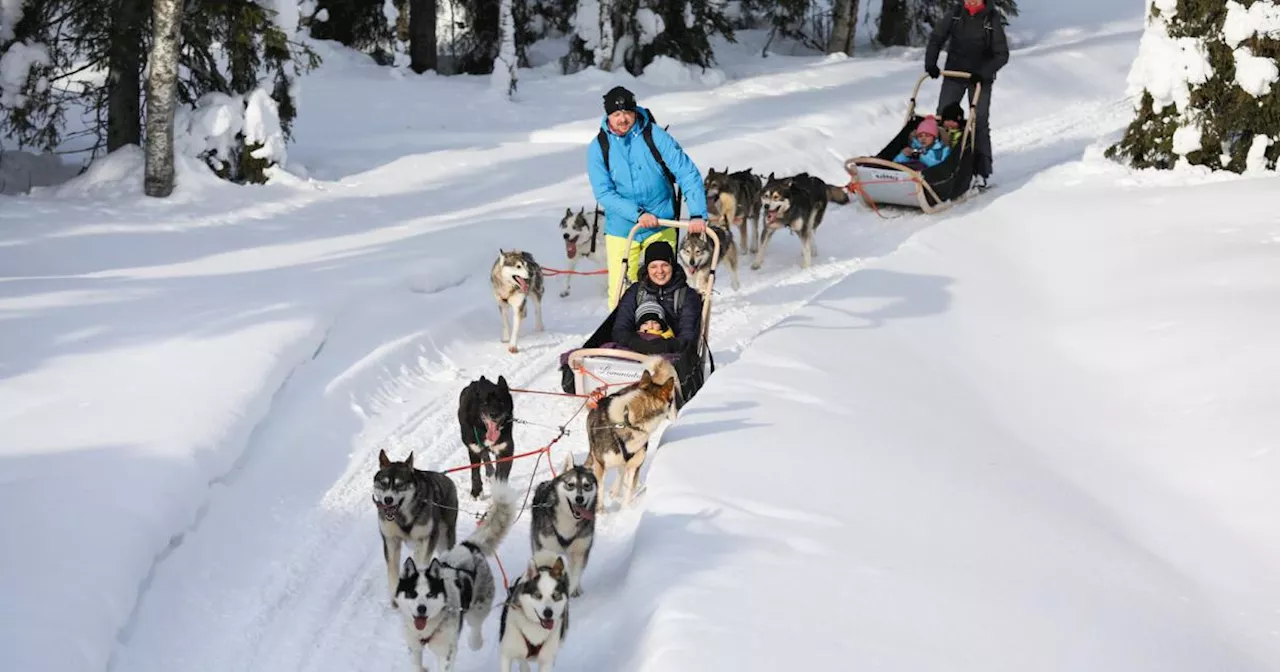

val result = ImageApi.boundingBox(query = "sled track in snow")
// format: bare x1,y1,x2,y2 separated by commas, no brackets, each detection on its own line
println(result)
107,91,1134,670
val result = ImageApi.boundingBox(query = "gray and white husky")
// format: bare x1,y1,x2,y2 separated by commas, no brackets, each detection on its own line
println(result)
374,449,460,608
756,172,827,271
498,551,571,672
678,220,739,295
396,483,518,672
705,166,763,254
557,207,602,298
491,249,545,354
529,455,598,598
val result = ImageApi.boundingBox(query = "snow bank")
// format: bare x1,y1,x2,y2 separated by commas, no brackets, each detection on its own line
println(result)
0,39,50,108
640,55,727,88
609,169,1280,670
0,148,80,194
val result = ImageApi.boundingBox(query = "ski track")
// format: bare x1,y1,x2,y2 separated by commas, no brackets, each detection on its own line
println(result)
102,78,1135,670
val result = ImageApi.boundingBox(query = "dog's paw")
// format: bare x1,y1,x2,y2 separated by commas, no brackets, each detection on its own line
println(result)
390,597,399,609
570,587,583,598
469,630,484,650
750,261,762,271
507,345,519,354
559,289,570,298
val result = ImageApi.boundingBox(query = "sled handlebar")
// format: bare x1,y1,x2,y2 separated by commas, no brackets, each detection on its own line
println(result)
906,70,983,127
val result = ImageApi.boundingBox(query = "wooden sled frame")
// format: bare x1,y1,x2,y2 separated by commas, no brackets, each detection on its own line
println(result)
844,70,983,215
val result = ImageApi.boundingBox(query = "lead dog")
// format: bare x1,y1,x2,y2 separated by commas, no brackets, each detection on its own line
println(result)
396,483,518,672
373,449,459,608
491,249,545,353
498,551,571,672
705,166,763,254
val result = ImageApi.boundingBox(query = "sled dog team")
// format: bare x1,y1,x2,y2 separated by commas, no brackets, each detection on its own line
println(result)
374,356,678,671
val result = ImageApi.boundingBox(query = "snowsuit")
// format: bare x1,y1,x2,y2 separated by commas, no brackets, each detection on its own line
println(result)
925,2,1009,178
587,105,708,309
612,262,703,356
893,137,952,169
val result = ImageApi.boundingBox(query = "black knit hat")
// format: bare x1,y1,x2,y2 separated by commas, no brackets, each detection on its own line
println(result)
643,241,675,268
940,102,965,123
603,86,637,115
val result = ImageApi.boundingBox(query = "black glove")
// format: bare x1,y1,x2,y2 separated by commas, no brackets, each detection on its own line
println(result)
926,64,940,79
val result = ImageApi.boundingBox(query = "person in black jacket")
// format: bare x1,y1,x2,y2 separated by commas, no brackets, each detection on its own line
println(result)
611,241,703,355
925,0,1009,187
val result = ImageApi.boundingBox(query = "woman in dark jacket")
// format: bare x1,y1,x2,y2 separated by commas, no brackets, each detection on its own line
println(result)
611,241,703,355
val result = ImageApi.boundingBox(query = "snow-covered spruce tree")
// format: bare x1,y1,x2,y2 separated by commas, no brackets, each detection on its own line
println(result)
610,0,734,75
1,0,67,153
1107,0,1280,172
306,0,398,64
144,0,183,197
562,0,615,73
179,0,319,183
490,0,517,96
876,0,1019,48
748,0,831,55
407,0,438,73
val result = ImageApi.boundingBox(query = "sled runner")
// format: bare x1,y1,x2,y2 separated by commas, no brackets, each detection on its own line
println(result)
559,220,718,409
844,70,983,215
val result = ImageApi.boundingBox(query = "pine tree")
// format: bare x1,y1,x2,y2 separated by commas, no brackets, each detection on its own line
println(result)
308,0,398,63
144,0,183,197
1107,0,1280,172
408,0,438,73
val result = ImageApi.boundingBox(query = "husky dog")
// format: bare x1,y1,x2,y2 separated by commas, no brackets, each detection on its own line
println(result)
491,249,545,354
457,374,515,500
374,449,460,607
396,483,518,672
584,359,678,508
756,172,832,271
679,220,739,295
557,207,602,298
498,551,571,672
530,454,599,598
704,167,763,254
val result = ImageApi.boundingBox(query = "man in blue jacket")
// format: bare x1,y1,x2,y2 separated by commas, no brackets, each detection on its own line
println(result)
587,86,708,310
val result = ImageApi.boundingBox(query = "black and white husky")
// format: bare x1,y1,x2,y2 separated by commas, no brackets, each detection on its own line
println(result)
498,551,571,672
529,455,598,597
374,449,459,608
396,483,518,672
557,207,602,298
491,249,545,354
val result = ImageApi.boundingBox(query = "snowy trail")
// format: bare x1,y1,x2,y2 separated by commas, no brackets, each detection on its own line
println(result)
108,92,1138,671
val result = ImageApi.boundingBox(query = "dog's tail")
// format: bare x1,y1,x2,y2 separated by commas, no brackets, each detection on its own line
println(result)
465,481,519,556
826,183,850,204
642,354,683,414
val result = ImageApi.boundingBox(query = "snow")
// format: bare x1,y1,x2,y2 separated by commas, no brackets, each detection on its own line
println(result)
1,0,23,42
1171,121,1203,156
4,1,1280,672
0,39,50,108
1125,7,1212,114
1233,46,1279,96
243,87,288,166
1223,0,1280,49
1246,134,1273,172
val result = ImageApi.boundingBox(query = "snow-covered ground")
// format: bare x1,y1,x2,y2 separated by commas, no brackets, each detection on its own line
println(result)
3,2,1278,671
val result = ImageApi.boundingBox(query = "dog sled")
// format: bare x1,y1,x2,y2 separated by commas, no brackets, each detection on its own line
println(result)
844,70,983,215
558,220,719,409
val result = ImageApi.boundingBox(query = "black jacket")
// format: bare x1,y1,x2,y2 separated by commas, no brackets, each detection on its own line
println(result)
612,263,703,355
925,4,1009,81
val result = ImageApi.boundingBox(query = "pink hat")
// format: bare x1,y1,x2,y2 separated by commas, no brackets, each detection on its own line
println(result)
916,115,939,137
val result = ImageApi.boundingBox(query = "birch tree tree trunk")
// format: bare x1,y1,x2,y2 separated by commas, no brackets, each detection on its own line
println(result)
490,0,517,97
144,0,184,197
827,0,859,55
596,0,614,71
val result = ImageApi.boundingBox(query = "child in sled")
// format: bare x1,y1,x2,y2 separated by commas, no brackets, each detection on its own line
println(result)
892,116,951,170
636,303,675,341
940,102,965,148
